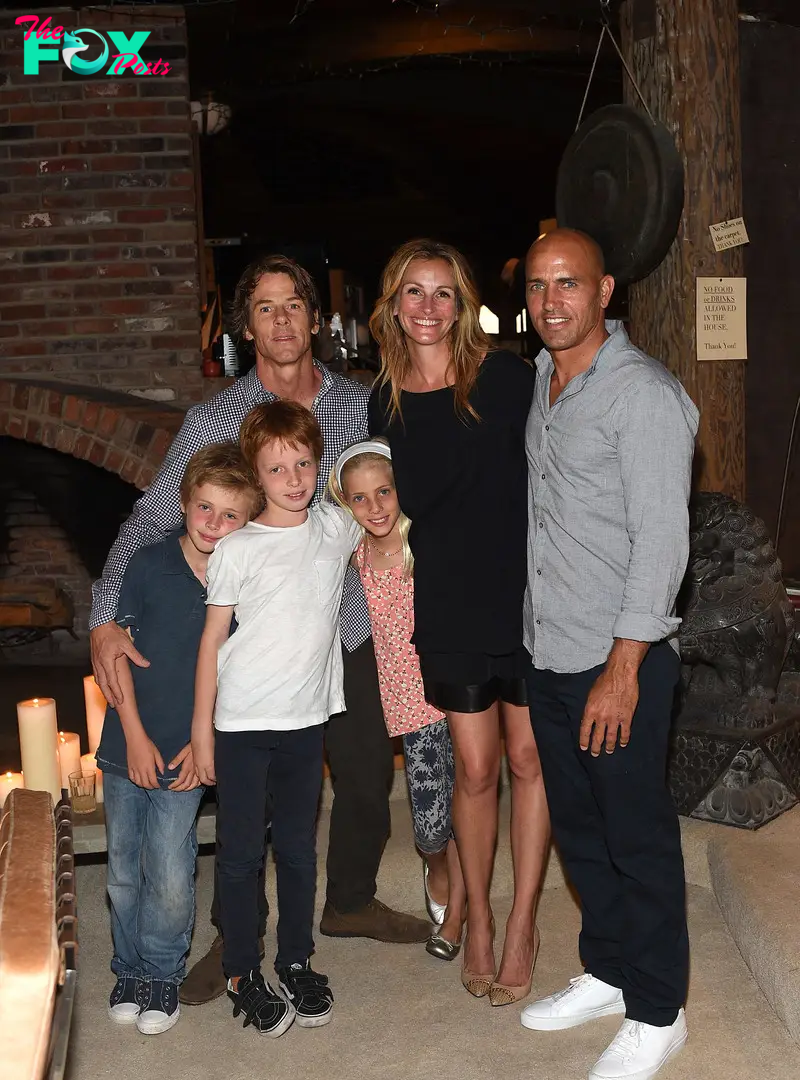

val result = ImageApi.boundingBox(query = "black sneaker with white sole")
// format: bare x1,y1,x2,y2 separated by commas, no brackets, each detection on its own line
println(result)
227,969,296,1038
277,959,334,1028
136,979,180,1035
108,974,143,1024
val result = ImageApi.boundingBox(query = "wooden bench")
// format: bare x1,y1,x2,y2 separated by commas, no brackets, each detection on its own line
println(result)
0,789,76,1080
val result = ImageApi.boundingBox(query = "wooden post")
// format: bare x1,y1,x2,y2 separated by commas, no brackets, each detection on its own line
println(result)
619,0,745,500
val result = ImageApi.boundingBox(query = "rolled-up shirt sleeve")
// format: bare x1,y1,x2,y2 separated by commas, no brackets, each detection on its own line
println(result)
612,378,699,643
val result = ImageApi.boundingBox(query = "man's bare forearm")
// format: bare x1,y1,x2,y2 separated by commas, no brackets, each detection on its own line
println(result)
607,638,650,678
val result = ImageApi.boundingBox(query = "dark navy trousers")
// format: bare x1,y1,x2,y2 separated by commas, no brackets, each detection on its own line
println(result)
527,642,689,1026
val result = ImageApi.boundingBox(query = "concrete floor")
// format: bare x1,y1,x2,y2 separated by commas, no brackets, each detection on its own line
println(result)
65,800,800,1080
7,658,800,1078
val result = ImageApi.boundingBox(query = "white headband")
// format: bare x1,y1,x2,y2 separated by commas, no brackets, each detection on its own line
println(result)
334,440,392,487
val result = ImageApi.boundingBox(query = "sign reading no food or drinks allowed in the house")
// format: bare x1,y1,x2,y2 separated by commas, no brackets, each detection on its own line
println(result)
696,277,748,361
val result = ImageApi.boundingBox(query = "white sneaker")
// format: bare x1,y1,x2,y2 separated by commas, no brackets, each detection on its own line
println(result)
589,1010,688,1080
520,973,625,1031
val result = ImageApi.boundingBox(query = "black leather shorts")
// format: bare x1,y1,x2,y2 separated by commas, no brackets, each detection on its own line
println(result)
419,649,530,714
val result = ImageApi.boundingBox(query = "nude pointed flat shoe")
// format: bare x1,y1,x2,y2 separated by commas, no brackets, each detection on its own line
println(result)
489,926,540,1007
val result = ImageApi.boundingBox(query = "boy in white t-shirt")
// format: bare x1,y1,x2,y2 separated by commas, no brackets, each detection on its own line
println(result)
192,401,360,1039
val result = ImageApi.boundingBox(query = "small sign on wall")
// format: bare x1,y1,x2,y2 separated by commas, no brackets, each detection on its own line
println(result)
708,217,749,252
696,277,747,361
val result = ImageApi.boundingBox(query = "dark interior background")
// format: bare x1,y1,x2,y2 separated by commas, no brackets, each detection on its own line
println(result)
188,0,622,309
183,0,800,576
10,0,800,578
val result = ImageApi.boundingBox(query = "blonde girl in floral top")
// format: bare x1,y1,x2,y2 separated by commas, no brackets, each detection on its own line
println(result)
330,439,466,959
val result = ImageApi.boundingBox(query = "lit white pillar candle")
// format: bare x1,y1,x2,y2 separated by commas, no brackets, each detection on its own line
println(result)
58,732,81,793
17,697,61,805
83,675,107,755
80,752,103,805
0,771,24,808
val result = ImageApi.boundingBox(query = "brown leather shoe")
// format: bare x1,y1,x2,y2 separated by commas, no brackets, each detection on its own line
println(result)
179,934,266,1005
319,899,431,943
180,934,225,1005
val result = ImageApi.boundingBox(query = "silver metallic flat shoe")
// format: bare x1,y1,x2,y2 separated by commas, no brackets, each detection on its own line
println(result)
426,933,462,962
424,862,446,926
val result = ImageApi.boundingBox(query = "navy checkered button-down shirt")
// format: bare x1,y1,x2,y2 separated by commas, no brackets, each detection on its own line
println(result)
90,362,372,651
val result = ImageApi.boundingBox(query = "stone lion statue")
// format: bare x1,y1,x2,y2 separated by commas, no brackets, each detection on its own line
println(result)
677,491,793,730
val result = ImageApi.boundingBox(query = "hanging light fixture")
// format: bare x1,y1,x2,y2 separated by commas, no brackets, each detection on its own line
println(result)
191,95,232,136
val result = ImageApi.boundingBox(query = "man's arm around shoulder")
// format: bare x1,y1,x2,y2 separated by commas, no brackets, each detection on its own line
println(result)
90,405,210,705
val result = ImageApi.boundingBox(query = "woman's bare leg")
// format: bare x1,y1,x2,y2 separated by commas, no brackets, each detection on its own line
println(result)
448,706,502,975
495,703,550,986
438,838,467,942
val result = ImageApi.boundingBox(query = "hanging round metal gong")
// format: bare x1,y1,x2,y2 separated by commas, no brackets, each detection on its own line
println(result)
555,104,684,286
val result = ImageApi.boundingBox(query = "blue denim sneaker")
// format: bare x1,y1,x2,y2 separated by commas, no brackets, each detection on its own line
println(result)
108,975,142,1025
136,979,180,1035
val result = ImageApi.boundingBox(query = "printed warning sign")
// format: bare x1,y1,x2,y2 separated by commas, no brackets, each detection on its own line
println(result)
696,277,747,361
708,217,749,252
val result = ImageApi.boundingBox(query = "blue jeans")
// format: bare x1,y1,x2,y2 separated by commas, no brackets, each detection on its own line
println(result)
104,772,204,984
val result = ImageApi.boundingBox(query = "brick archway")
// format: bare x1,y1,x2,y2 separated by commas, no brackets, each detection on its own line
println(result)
0,380,186,491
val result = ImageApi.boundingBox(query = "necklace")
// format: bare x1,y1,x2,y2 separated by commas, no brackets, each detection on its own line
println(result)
368,535,402,559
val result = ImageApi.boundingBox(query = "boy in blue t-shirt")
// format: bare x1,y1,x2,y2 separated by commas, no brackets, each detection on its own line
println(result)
96,443,262,1036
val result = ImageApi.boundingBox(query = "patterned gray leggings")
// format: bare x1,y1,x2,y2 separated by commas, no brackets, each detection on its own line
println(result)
402,718,455,856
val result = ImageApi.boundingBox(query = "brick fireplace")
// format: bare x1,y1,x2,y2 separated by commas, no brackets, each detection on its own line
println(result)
0,381,185,637
0,6,209,642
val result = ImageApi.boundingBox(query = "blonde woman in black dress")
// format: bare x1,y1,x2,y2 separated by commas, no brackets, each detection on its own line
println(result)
368,239,550,1005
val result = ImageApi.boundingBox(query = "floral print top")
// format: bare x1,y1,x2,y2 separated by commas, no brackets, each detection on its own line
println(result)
355,538,444,737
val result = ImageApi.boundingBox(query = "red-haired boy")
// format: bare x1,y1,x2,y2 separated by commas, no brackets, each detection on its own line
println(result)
192,400,360,1038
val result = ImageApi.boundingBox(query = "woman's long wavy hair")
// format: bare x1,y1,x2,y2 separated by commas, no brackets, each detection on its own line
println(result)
369,239,491,424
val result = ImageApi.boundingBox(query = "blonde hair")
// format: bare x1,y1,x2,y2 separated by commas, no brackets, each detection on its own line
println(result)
327,440,414,578
369,238,491,425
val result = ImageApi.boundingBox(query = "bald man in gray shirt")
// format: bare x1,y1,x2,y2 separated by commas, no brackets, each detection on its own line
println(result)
519,230,698,1080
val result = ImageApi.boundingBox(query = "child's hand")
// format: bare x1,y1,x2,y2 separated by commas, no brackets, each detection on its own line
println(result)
191,725,216,786
167,743,202,791
127,731,165,789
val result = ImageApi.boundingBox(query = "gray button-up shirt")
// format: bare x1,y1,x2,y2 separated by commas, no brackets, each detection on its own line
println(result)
523,321,699,674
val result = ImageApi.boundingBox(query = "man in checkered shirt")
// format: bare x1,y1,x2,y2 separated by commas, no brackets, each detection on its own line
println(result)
90,254,430,1005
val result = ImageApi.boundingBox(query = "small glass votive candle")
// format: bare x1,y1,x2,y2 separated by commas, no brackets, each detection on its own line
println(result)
69,769,96,814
